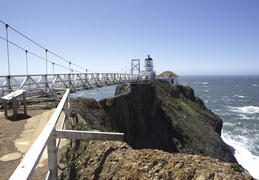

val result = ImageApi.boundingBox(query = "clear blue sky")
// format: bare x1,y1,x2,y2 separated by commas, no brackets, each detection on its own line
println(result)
1,0,259,75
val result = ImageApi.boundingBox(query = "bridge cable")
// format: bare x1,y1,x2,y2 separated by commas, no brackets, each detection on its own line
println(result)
0,20,95,73
0,35,83,73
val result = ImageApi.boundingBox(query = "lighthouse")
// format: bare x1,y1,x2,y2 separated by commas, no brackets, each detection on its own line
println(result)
141,55,156,80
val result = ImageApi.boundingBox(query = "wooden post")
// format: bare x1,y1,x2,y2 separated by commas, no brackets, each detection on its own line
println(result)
68,90,71,119
64,99,69,130
23,92,27,116
9,89,69,180
7,75,11,93
47,134,58,180
68,74,71,90
12,97,17,120
54,89,58,107
45,75,48,94
54,130,124,141
3,100,7,117
84,73,89,88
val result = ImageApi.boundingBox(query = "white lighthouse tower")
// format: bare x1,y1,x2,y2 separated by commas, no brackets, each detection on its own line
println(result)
141,55,156,80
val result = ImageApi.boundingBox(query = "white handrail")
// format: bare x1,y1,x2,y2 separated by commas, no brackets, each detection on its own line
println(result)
9,88,124,180
9,89,70,180
0,73,140,97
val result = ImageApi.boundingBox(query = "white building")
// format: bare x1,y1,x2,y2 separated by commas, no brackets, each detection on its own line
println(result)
156,71,179,86
141,55,156,80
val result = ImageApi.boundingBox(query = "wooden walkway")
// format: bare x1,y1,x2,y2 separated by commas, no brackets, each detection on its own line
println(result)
4,89,124,180
0,108,60,180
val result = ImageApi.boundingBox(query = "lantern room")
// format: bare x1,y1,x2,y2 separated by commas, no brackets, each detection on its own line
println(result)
144,55,154,71
141,55,156,80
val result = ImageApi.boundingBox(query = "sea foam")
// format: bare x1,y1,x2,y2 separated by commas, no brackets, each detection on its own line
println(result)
229,106,259,114
222,134,259,179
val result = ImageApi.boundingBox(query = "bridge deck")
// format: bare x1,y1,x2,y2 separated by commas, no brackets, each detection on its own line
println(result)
0,73,139,102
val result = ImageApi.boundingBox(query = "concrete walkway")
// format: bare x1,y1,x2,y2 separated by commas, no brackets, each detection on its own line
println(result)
0,108,68,179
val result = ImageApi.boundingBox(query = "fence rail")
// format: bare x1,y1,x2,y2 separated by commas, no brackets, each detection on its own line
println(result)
9,89,124,180
0,73,140,98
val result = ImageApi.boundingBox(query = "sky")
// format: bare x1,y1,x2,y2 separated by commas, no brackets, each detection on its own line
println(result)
0,0,259,75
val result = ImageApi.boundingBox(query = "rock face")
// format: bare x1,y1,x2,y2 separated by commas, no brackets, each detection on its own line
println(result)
78,141,253,180
99,80,236,163
71,98,115,132
66,80,257,179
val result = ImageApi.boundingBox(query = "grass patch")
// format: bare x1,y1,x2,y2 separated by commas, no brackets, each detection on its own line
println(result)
59,123,89,180
42,102,56,109
231,163,243,172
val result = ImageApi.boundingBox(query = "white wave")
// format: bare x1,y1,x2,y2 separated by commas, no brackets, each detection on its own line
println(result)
233,95,249,102
252,84,258,87
229,106,259,114
223,122,236,127
238,114,258,120
194,81,208,85
222,134,259,179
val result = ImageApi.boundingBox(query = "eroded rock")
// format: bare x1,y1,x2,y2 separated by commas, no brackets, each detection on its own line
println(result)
78,141,254,180
99,80,235,163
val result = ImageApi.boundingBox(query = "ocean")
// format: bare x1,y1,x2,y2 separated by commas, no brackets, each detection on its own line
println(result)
71,75,259,179
180,75,259,179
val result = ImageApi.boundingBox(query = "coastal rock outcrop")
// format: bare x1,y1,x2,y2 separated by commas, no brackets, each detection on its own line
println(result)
71,98,114,132
99,80,236,163
66,80,250,179
77,141,253,180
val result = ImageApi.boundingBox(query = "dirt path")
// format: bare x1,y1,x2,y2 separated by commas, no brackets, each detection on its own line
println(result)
0,101,69,180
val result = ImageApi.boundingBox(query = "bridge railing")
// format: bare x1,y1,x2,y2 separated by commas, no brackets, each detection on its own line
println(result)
9,89,124,180
0,73,140,98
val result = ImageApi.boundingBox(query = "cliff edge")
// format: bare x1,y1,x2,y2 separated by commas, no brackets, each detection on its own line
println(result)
65,80,254,179
99,80,236,163
78,141,252,180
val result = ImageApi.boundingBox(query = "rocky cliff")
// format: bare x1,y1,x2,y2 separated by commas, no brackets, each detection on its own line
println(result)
78,141,253,180
66,80,254,179
99,80,236,163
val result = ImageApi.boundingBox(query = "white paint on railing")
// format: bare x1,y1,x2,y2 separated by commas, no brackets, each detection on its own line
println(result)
9,89,70,180
0,73,139,97
54,130,124,141
9,88,124,180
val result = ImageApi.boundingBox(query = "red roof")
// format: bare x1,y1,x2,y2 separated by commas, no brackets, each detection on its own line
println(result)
156,71,179,78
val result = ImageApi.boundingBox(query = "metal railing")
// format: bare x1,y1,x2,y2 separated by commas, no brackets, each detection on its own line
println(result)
9,89,124,180
0,73,140,98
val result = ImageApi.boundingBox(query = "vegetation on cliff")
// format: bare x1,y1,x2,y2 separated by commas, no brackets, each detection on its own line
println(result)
61,80,254,179
100,80,235,163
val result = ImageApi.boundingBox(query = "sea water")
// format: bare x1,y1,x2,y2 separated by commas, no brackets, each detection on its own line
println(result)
180,75,259,179
71,76,259,179
70,85,117,101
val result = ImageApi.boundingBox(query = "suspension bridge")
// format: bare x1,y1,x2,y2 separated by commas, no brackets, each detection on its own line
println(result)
0,20,140,179
0,72,139,97
0,20,140,98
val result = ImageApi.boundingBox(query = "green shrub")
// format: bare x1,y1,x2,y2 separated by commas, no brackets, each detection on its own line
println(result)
231,163,243,172
59,124,89,180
